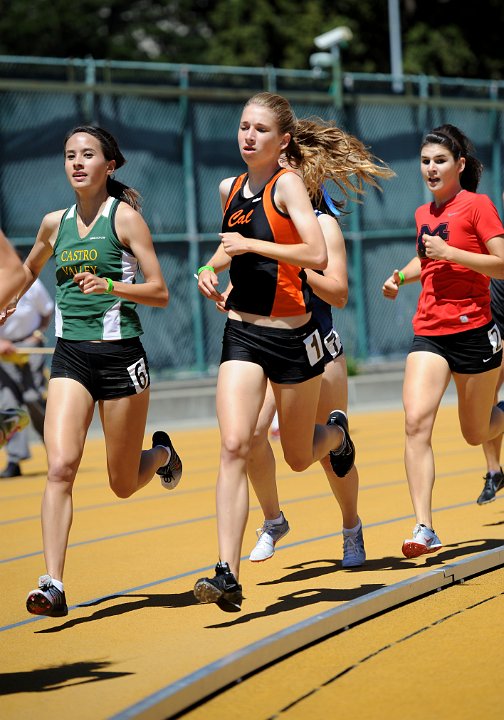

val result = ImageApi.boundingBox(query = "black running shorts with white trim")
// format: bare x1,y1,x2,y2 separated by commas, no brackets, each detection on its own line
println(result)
221,318,325,384
409,320,502,374
51,337,150,400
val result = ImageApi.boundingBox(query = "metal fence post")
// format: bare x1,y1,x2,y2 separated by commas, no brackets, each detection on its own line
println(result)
180,68,206,373
83,56,96,122
348,202,368,360
489,82,502,206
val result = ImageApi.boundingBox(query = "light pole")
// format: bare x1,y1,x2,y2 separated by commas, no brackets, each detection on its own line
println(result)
310,26,353,109
388,0,404,92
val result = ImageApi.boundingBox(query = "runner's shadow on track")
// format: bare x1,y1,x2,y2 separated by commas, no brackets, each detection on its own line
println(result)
34,590,197,634
258,537,504,583
258,556,414,584
0,661,133,694
421,537,504,567
205,583,386,629
257,559,340,585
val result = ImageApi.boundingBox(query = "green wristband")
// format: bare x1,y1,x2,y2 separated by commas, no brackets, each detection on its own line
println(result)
398,271,405,286
197,265,215,275
105,277,114,293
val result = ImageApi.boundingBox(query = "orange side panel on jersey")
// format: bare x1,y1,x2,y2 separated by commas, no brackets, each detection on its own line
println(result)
262,172,307,317
223,174,247,214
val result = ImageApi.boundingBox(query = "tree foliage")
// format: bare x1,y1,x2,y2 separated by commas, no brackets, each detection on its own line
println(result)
1,0,503,80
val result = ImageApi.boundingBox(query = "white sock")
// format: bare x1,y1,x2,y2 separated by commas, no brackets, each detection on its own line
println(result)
343,519,361,536
51,577,64,592
267,512,284,525
155,445,171,467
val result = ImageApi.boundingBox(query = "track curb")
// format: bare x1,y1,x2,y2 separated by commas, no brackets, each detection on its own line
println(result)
109,545,504,719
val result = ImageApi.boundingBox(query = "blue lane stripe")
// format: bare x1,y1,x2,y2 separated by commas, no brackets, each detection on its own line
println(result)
0,464,488,565
0,457,483,528
2,495,501,634
0,464,490,562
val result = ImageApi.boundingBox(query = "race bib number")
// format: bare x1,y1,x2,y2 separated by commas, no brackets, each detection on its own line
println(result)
488,323,502,354
127,357,150,393
303,328,323,366
324,328,342,359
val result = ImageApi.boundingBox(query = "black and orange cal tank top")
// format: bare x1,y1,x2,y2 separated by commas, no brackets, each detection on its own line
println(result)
223,168,312,317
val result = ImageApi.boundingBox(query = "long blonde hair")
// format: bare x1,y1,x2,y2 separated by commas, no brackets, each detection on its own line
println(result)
245,93,395,206
295,118,395,205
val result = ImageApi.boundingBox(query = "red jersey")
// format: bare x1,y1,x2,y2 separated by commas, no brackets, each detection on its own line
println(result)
223,168,312,317
413,190,504,335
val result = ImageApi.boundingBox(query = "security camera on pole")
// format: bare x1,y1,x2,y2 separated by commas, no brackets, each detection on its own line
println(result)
310,26,353,109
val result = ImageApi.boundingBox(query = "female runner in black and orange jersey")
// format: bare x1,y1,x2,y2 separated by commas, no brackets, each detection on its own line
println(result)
194,92,393,611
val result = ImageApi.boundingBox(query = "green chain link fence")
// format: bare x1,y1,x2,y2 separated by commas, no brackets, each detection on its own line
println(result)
1,57,503,378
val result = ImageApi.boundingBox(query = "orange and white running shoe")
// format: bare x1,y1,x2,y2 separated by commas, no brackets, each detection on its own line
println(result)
402,523,442,559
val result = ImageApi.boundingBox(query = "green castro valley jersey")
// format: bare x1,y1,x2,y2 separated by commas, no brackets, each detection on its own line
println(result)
54,197,143,340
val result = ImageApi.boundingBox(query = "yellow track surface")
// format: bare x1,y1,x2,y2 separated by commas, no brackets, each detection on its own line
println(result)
0,405,502,719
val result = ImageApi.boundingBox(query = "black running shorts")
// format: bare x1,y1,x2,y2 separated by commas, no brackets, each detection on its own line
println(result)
220,318,325,384
409,320,502,374
51,337,150,400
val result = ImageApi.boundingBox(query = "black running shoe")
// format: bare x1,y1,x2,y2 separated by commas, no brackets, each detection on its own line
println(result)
26,575,68,617
327,410,355,478
477,470,504,505
152,431,182,490
496,470,504,494
193,561,243,612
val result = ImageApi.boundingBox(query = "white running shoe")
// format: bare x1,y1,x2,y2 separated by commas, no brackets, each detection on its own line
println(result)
402,523,442,559
249,512,290,562
342,521,366,568
26,575,68,617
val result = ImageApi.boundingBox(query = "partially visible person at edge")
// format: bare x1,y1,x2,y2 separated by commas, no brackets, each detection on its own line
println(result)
0,229,31,447
214,190,368,569
382,124,504,559
477,188,504,505
6,125,182,619
0,249,54,478
478,274,504,504
246,187,368,570
194,92,393,611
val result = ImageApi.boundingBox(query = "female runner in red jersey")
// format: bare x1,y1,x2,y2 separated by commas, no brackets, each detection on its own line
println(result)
382,124,504,558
